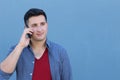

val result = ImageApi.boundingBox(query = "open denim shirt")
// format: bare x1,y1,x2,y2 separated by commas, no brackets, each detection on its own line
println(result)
0,40,72,80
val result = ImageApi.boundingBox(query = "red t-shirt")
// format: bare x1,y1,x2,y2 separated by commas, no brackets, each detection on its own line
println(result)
32,48,52,80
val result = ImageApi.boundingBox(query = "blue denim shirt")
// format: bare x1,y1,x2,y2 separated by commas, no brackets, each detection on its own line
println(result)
0,40,72,80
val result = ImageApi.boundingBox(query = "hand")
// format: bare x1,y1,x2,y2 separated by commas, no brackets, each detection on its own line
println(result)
18,28,33,48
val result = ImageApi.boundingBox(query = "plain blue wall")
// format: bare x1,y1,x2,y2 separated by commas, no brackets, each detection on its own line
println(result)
0,0,120,80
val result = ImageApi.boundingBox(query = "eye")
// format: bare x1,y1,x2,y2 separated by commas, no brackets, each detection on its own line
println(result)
40,22,46,26
31,24,37,27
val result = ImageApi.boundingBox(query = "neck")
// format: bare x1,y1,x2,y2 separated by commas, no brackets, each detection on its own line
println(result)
30,39,46,50
30,39,47,59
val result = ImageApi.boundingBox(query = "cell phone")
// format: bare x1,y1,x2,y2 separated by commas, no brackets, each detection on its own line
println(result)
25,25,32,38
27,33,32,38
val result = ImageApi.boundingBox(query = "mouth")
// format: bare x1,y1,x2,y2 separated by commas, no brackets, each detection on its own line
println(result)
36,33,44,36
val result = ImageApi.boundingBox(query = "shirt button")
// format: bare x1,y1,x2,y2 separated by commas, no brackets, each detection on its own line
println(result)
32,61,34,64
30,73,32,76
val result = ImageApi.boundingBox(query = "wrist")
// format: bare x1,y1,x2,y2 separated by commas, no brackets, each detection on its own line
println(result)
17,43,25,49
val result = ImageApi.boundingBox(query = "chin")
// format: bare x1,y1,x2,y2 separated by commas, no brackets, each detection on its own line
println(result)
35,37,46,41
32,35,46,41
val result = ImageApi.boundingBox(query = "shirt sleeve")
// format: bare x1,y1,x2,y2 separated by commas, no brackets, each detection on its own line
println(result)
0,69,13,80
60,48,73,80
0,45,16,80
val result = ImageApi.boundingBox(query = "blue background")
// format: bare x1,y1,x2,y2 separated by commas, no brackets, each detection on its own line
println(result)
0,0,120,80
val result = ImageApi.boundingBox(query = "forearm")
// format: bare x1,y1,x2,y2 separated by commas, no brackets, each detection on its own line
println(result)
0,44,24,73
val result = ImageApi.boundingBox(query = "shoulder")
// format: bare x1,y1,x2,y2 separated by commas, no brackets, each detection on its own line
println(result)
47,40,66,52
47,40,69,59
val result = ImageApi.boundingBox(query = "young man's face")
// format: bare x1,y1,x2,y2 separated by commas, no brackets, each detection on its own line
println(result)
27,15,48,42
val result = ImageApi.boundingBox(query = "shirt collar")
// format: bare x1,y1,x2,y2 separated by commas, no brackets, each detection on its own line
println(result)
27,39,51,50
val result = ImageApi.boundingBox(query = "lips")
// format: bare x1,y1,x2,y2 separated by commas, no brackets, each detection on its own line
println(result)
36,33,43,36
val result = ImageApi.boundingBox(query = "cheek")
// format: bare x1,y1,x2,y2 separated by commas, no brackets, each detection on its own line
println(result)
41,26,47,32
31,28,36,35
44,28,48,33
44,26,48,31
32,28,37,32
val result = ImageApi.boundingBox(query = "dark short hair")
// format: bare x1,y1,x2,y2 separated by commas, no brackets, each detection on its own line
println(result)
24,8,47,27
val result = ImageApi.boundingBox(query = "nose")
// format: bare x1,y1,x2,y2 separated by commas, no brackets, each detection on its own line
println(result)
36,26,42,31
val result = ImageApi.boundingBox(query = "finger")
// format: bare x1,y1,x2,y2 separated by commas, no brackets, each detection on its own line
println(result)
24,28,33,34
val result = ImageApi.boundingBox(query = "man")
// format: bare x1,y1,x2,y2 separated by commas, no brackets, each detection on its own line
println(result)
0,8,72,80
